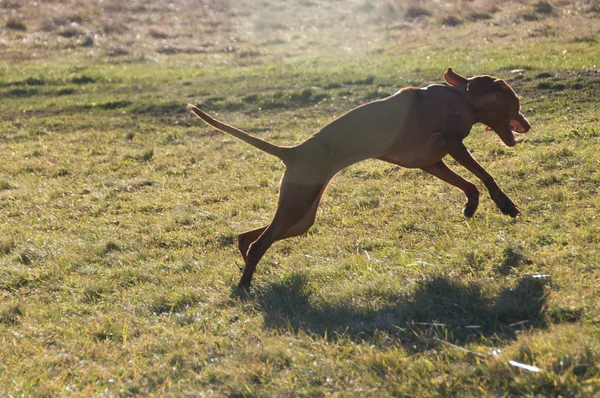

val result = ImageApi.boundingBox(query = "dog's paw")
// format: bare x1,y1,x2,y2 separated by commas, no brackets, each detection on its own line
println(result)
496,195,520,217
230,284,253,299
506,205,520,218
463,203,478,218
463,192,480,218
237,277,253,290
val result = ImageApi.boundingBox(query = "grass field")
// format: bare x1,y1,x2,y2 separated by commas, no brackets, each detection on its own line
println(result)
1,0,600,395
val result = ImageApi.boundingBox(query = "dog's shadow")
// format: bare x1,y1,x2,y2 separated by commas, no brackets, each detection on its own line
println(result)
251,273,551,348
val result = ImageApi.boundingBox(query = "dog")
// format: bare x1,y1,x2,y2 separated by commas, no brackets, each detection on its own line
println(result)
189,68,531,288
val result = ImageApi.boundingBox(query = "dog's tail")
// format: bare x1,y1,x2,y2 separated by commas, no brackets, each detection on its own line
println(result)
188,104,292,164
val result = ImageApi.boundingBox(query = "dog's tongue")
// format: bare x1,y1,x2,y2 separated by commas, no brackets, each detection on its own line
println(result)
485,125,492,131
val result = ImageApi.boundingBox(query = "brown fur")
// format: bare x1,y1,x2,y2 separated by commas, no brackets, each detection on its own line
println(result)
189,68,531,288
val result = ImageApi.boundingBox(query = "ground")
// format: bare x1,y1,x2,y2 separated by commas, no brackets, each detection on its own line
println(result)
1,0,599,395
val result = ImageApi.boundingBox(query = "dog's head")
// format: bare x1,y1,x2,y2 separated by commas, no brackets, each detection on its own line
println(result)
444,68,531,147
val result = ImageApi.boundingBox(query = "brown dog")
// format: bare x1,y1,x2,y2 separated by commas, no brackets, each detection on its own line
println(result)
189,68,531,288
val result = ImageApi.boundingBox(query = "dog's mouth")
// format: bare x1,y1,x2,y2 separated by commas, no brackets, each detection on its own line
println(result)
484,119,528,147
509,119,528,134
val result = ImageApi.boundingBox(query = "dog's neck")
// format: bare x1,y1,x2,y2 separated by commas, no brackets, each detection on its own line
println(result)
450,85,489,127
447,85,480,127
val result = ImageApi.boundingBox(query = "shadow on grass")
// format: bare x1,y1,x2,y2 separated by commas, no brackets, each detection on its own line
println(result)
252,274,551,348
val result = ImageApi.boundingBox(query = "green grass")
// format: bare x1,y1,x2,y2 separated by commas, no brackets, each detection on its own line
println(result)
1,0,599,395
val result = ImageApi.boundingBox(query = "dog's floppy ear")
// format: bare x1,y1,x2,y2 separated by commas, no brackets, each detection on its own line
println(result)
444,67,469,86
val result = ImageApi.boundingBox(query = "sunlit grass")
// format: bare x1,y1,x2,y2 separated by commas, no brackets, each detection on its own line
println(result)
1,0,599,396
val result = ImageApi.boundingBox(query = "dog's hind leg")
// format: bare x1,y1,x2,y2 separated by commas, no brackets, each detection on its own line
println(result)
237,176,329,289
237,178,328,262
238,227,266,262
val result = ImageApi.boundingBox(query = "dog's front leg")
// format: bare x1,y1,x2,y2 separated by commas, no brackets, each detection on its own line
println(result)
444,138,520,217
421,160,480,217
